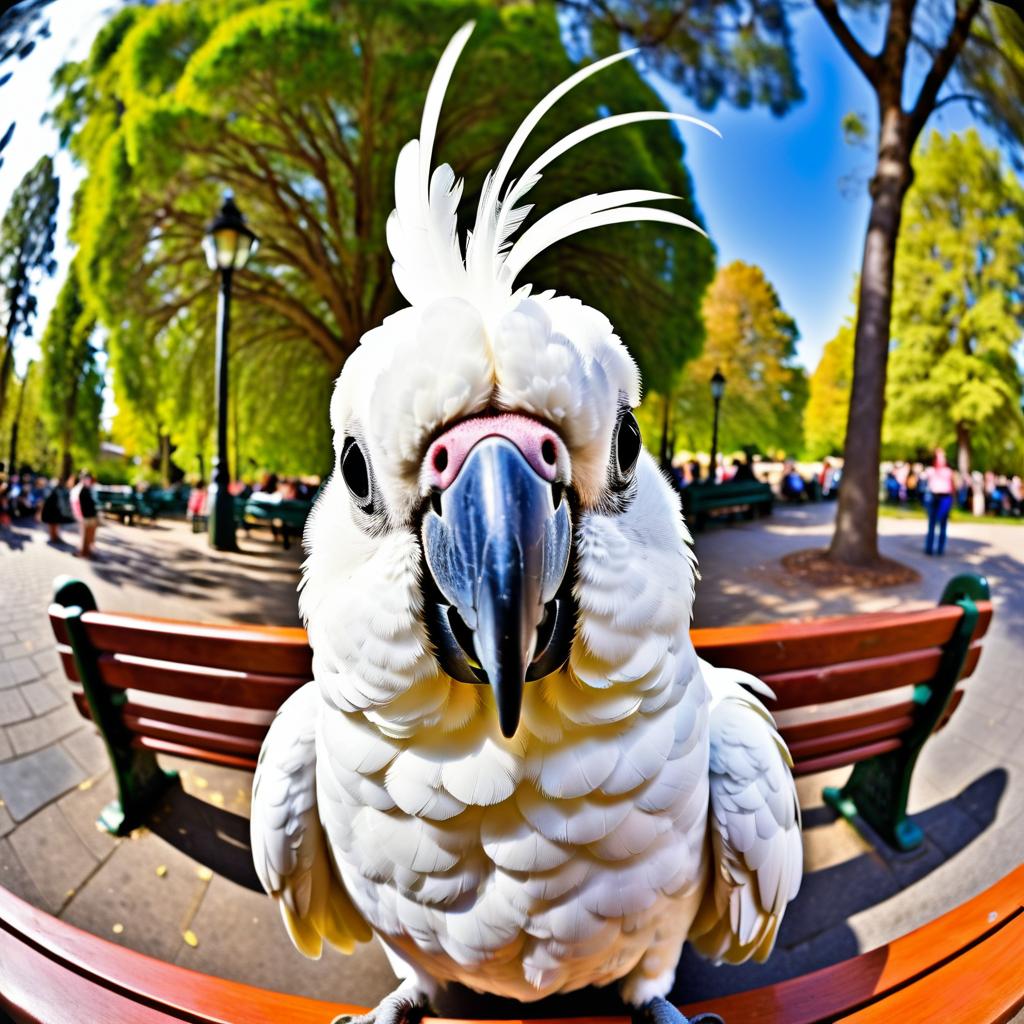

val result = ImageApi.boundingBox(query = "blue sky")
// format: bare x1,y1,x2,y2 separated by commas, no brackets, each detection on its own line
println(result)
0,0,1011,380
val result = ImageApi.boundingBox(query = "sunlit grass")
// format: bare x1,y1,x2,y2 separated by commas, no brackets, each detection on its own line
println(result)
878,504,1023,527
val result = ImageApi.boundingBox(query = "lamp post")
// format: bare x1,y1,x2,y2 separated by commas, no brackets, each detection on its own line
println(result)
202,193,258,551
709,368,726,484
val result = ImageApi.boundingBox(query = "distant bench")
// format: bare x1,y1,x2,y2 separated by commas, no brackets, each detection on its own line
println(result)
238,497,310,550
2,861,1021,1023
47,573,992,852
681,479,774,531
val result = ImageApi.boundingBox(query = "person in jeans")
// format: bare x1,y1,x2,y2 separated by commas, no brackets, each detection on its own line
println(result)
69,470,99,559
923,449,955,555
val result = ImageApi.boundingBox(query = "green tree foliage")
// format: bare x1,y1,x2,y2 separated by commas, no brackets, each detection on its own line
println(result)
0,0,55,170
562,0,803,115
885,130,1024,475
0,154,59,422
804,322,854,459
655,261,806,459
39,261,103,478
52,0,713,477
0,361,55,474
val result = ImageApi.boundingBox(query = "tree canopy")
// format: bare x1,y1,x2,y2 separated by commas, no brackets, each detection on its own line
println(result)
0,154,59,423
53,0,715,478
886,129,1024,475
656,260,806,459
39,261,103,479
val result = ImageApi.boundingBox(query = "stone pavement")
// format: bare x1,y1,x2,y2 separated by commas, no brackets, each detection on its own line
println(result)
0,504,1021,1012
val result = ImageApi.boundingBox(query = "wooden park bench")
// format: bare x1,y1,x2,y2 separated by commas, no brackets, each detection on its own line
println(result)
681,479,774,531
2,859,1022,1023
47,572,992,849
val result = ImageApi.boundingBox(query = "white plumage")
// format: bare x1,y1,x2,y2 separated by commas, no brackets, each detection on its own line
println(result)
252,22,801,1019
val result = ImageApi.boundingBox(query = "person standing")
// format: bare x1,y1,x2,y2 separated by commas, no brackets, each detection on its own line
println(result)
40,477,64,544
70,470,99,559
922,449,955,555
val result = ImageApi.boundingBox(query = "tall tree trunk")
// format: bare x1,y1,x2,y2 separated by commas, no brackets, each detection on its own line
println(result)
829,104,912,565
0,339,14,431
159,432,171,486
956,421,971,478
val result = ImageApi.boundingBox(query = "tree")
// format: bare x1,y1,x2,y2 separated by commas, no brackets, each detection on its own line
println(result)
805,322,854,459
39,261,103,479
559,0,803,115
885,130,1024,475
0,0,55,170
52,0,714,477
0,360,55,473
659,261,807,459
0,154,59,423
808,0,1024,565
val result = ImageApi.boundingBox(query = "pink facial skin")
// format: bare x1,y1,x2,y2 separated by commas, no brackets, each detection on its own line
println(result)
423,413,568,492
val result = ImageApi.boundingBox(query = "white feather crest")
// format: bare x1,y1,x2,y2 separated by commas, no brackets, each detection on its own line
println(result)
385,21,717,313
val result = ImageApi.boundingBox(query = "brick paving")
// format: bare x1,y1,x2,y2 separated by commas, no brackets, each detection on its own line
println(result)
0,505,1021,1011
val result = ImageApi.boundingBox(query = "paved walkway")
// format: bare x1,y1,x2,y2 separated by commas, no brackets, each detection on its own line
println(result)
0,504,1021,1012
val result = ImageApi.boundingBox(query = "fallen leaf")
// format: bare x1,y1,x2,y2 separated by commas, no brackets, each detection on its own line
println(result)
156,865,168,878
78,779,93,791
183,929,199,947
112,923,124,934
209,791,224,807
196,866,213,882
193,776,209,790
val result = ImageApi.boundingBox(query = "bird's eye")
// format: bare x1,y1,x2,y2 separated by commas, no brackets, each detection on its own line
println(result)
615,411,642,478
341,437,374,512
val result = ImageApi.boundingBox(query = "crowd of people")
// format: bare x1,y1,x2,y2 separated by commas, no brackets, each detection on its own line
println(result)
185,471,318,526
884,461,1023,517
0,469,99,558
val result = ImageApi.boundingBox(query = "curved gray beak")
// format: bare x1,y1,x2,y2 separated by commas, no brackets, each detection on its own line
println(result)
422,437,572,738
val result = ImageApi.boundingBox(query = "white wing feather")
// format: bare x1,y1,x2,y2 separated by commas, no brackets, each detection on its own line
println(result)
250,682,371,958
690,660,803,965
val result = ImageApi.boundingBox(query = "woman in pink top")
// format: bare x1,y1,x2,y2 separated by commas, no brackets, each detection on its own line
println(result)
923,448,955,555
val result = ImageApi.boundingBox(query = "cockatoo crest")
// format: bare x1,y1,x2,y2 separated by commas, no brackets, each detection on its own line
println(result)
385,22,718,318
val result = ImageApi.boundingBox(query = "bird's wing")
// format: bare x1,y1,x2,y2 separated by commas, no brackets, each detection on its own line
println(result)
250,681,371,958
689,659,802,965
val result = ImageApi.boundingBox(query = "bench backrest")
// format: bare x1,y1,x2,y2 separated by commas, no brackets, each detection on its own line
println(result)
49,574,991,778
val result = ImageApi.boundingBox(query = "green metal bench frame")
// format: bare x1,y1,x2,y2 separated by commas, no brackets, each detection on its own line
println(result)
823,572,991,851
51,579,178,836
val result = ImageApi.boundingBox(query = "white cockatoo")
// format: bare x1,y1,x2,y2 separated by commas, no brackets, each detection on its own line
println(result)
251,23,801,1024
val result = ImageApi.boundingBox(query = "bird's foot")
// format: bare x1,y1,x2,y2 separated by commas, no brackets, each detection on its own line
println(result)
331,983,433,1024
632,996,725,1024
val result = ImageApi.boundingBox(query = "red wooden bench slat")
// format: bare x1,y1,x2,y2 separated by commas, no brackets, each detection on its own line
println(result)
791,738,904,778
97,652,303,710
680,864,1024,1023
689,601,992,676
81,611,313,676
123,715,265,760
936,688,965,731
784,714,915,763
779,701,915,744
841,912,1024,1023
4,864,1021,1024
762,647,943,709
131,735,260,771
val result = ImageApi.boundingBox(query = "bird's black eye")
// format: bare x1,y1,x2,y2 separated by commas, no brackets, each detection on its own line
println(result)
615,411,642,477
341,437,373,511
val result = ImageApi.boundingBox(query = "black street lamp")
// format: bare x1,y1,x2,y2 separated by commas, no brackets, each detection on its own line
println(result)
709,368,726,484
203,193,258,551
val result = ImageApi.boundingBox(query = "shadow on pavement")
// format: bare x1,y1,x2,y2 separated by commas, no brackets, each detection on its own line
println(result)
140,765,1002,1017
148,781,262,893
